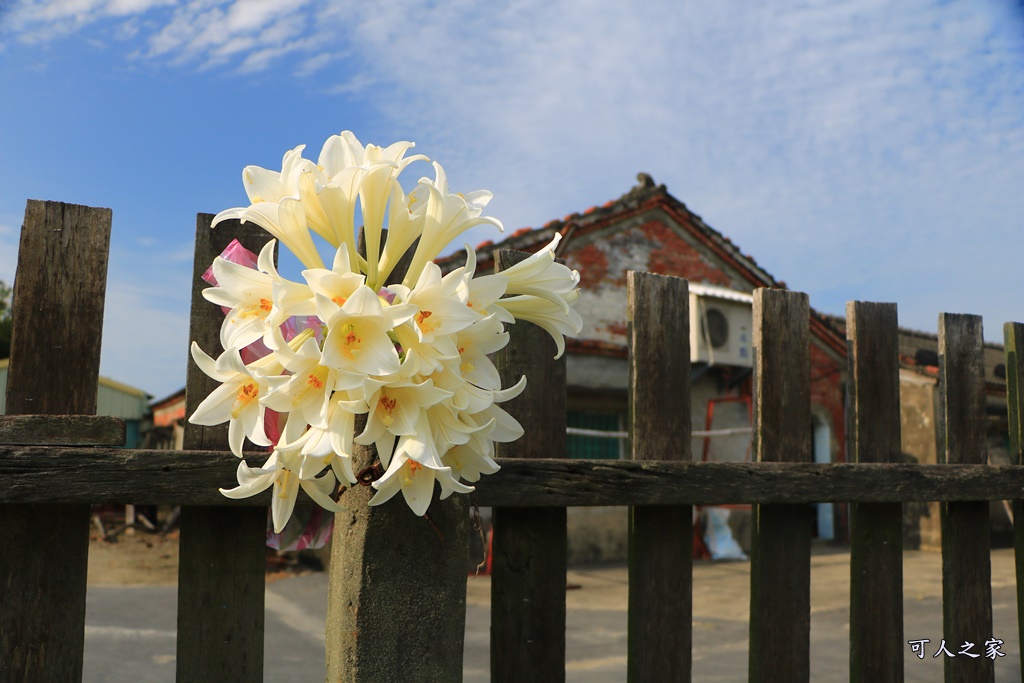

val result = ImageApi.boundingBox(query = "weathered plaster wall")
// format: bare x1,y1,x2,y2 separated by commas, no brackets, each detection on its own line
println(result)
566,354,629,391
566,216,744,347
899,369,941,550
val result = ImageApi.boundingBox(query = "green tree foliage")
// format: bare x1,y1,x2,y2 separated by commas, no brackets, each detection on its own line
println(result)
0,280,11,359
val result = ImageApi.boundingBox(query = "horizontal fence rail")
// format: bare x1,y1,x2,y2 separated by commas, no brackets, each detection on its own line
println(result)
2,450,1024,506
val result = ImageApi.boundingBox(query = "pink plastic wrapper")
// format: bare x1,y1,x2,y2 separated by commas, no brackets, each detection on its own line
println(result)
202,239,259,283
205,239,335,550
266,506,335,551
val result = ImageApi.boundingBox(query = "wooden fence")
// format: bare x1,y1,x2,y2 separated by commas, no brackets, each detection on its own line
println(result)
1,199,1022,683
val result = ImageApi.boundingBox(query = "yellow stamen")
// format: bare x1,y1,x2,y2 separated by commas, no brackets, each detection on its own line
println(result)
379,395,397,427
231,383,258,419
277,469,294,497
415,310,436,334
404,460,422,486
338,323,361,360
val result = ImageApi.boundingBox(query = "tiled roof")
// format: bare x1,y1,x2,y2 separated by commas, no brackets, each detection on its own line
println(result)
440,173,781,287
438,173,846,356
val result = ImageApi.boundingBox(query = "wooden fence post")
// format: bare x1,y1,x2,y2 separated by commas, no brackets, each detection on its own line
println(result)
846,302,903,682
1003,322,1024,669
748,288,812,683
0,200,111,681
490,248,568,683
938,314,993,683
324,438,469,682
626,272,692,683
325,232,468,683
176,214,271,682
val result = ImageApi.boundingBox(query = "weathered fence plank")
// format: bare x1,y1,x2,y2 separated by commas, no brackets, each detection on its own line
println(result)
176,214,269,683
0,199,111,682
846,301,903,683
627,271,692,683
1004,322,1024,669
326,466,469,682
0,415,125,446
939,314,994,683
748,289,812,683
5,451,1024,505
491,249,568,683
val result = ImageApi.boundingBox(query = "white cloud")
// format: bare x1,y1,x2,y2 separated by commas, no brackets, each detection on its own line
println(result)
294,51,335,77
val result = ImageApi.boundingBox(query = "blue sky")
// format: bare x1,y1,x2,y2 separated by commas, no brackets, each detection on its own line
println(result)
1,0,1022,399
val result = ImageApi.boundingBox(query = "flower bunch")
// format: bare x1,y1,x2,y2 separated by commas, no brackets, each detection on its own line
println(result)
190,131,582,531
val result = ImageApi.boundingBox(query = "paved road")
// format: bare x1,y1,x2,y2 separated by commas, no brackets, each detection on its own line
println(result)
83,547,1021,682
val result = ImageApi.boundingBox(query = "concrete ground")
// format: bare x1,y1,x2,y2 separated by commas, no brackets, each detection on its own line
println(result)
83,546,1021,682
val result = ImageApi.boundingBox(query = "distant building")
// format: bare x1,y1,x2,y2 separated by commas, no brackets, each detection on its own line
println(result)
146,387,186,451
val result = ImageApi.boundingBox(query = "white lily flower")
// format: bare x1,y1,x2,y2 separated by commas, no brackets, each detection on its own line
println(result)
318,131,425,179
260,332,337,430
314,132,428,278
401,162,503,289
443,442,500,484
355,378,452,467
206,132,582,517
447,246,513,322
387,262,480,377
368,413,473,516
219,449,345,533
357,164,398,290
214,197,325,270
454,314,509,391
304,246,367,323
188,343,282,457
241,145,314,205
320,285,416,377
495,293,584,359
501,234,580,308
202,240,301,350
375,182,426,287
430,364,494,414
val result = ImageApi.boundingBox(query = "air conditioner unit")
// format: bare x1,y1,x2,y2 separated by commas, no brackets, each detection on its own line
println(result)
689,284,754,367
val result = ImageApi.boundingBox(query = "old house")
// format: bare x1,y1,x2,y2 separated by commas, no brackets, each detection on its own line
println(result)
440,175,849,562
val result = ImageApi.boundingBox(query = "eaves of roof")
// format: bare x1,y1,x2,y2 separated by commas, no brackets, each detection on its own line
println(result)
438,176,847,357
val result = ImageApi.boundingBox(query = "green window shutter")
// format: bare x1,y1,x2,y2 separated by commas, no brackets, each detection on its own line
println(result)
567,411,623,459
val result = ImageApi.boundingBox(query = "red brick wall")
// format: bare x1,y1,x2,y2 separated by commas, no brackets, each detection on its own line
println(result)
810,342,846,464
